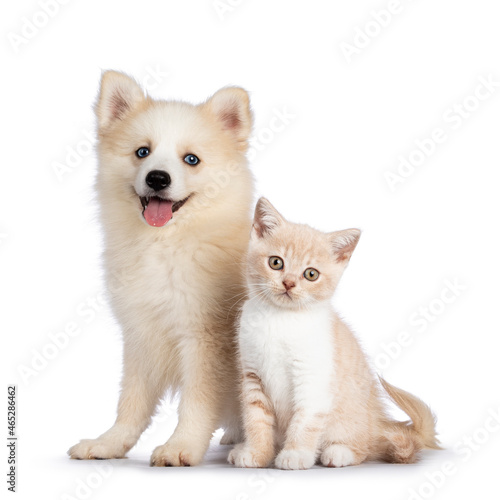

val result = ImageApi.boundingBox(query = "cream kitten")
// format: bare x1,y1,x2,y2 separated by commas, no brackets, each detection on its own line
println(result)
228,198,440,470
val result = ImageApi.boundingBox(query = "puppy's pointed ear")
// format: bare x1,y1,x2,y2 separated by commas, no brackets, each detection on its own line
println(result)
96,71,145,130
252,197,285,238
328,229,361,264
203,87,252,150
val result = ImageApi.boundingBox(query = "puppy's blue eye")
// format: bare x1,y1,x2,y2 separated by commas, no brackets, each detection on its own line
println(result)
136,147,150,158
184,154,200,166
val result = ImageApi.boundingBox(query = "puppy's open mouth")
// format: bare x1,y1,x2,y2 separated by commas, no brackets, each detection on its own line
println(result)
140,195,191,227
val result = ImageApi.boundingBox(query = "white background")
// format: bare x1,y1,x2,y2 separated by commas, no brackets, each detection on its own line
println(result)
2,1,500,499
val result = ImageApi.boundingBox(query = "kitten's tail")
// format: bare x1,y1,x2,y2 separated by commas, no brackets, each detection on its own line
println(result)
378,377,441,463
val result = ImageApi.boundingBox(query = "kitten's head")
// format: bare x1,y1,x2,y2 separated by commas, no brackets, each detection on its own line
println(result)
246,198,360,310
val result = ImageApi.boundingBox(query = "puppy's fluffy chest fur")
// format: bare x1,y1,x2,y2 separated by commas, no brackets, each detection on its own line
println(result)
106,227,245,337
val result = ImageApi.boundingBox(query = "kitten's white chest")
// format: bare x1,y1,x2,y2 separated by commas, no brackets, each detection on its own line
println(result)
238,299,335,426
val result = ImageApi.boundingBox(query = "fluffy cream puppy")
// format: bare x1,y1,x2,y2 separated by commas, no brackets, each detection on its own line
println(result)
68,71,254,466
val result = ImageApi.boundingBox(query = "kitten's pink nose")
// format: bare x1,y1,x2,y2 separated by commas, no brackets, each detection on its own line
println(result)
283,280,296,291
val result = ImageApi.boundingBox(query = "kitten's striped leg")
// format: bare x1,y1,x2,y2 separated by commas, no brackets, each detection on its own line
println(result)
228,371,276,468
274,411,326,470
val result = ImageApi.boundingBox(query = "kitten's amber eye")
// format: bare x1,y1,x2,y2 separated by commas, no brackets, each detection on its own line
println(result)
269,256,284,270
304,268,320,281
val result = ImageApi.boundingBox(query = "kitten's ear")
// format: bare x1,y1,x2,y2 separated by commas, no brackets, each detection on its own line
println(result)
203,87,252,150
252,197,285,238
96,70,146,130
328,229,361,263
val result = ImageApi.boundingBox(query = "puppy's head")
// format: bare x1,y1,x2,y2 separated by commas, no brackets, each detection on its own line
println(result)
95,71,253,228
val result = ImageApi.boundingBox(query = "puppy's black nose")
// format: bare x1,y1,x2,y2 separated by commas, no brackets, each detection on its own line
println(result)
146,170,171,191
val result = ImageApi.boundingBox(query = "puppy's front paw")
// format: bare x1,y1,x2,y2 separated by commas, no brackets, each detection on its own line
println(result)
68,438,127,460
150,441,205,467
274,448,315,470
228,443,272,468
320,444,356,467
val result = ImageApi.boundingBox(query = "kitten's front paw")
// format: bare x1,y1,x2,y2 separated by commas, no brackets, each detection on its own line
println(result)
274,448,315,470
228,443,272,468
68,438,127,460
150,441,205,467
320,444,356,467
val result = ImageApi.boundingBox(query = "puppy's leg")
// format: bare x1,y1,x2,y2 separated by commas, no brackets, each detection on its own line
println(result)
220,391,243,445
68,344,166,459
150,335,223,466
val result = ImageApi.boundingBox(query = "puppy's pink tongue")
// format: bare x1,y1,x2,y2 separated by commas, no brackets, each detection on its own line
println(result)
143,198,173,227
